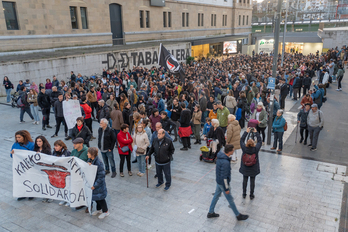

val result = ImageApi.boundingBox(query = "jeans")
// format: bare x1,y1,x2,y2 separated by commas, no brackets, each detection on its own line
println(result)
156,162,171,187
243,176,256,195
101,151,116,173
289,85,293,98
201,111,208,125
137,155,146,174
30,104,40,122
41,108,50,127
208,184,240,216
332,74,336,81
6,88,11,103
308,126,321,149
293,88,299,100
273,131,284,150
20,107,34,122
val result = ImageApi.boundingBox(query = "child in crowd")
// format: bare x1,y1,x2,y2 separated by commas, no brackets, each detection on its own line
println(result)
203,117,212,136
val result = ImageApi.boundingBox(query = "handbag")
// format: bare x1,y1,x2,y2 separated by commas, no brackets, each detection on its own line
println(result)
121,133,130,152
136,147,146,154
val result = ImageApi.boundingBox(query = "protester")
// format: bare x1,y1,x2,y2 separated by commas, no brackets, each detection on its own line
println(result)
307,104,324,151
110,102,124,142
216,101,229,133
86,86,98,119
179,103,192,150
71,138,88,162
133,124,150,177
146,129,175,191
203,117,212,136
28,89,40,125
117,124,133,177
98,118,117,178
3,76,13,103
18,86,35,123
207,144,249,221
224,91,237,114
88,147,110,219
205,119,226,156
252,102,268,145
336,64,345,91
160,111,177,142
297,103,311,145
149,108,161,133
34,135,52,155
271,110,286,152
192,105,202,144
226,114,241,163
239,128,262,199
71,117,92,147
98,99,110,122
51,93,68,138
37,88,52,130
52,140,71,157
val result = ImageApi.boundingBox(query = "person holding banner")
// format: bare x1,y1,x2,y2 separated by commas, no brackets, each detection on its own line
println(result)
71,138,88,162
51,93,68,139
34,136,52,156
10,130,35,201
88,147,109,219
71,117,92,147
52,140,71,157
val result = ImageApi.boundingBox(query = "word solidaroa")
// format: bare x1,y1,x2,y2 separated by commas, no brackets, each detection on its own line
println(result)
12,150,97,212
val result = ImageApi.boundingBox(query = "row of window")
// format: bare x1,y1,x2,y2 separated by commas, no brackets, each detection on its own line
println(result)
238,15,249,26
2,1,89,30
239,0,251,3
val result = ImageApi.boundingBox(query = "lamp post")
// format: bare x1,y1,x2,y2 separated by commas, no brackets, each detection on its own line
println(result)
281,0,288,67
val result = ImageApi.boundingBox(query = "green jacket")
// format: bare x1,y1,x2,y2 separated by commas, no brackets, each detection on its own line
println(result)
337,68,345,77
71,145,88,162
253,109,268,128
217,106,230,127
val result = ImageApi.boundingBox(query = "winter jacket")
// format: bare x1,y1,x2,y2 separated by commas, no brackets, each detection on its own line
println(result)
224,96,237,109
133,131,150,156
292,76,301,89
206,126,226,147
199,96,207,112
117,131,133,155
98,126,116,151
307,109,324,128
180,109,192,127
157,99,165,113
217,106,230,127
52,149,71,157
10,141,35,158
252,109,268,128
297,109,309,128
80,102,92,119
226,120,241,150
86,91,97,103
203,123,212,135
170,104,182,121
28,94,38,107
300,97,313,107
89,156,107,201
192,111,202,125
72,124,92,146
161,116,176,132
302,77,312,87
71,145,88,162
312,85,325,108
215,151,231,191
322,72,329,84
239,132,262,177
149,115,161,132
98,104,110,121
54,100,64,117
209,109,218,119
147,136,175,164
50,90,61,106
272,116,286,133
119,99,129,112
110,109,124,131
37,92,51,109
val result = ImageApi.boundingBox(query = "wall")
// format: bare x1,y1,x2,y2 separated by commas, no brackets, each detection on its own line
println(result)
0,43,190,96
318,28,348,49
302,43,323,55
242,44,255,55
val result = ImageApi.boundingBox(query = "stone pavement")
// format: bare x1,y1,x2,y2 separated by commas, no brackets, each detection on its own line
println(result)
0,99,347,232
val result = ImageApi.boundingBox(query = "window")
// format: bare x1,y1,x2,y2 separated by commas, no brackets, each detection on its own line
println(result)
243,0,245,3
70,6,78,29
243,15,245,25
140,11,144,28
246,15,249,25
239,15,241,26
163,12,167,27
198,13,201,27
146,11,150,28
211,14,214,26
222,15,227,26
201,13,204,26
186,13,189,27
2,1,19,30
168,12,171,27
214,14,216,26
182,12,185,27
80,7,88,29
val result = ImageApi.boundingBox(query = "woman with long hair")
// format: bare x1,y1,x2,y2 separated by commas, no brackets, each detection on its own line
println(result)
28,89,40,124
133,124,150,177
192,105,202,144
239,127,262,199
45,78,52,90
34,136,52,155
3,76,13,103
119,93,129,112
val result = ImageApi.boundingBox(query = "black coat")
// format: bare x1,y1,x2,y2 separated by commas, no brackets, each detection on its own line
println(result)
297,109,309,128
180,109,191,127
54,100,64,117
71,124,92,146
280,83,289,96
147,136,175,164
239,132,262,177
170,104,181,122
161,117,176,132
302,77,311,87
98,127,116,151
122,108,131,125
37,92,51,108
206,127,226,147
98,104,110,121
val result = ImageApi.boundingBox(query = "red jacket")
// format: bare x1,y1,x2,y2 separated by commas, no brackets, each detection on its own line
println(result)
80,103,92,119
117,131,133,155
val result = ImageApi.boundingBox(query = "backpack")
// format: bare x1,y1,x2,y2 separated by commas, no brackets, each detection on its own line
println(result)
17,95,25,108
242,153,257,166
283,121,288,131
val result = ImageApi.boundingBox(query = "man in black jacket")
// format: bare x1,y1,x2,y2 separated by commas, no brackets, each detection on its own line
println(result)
160,111,177,142
146,129,175,191
98,118,117,178
98,100,110,122
18,86,34,123
52,93,68,138
179,103,192,150
37,88,52,130
170,98,181,142
302,74,312,96
279,79,289,110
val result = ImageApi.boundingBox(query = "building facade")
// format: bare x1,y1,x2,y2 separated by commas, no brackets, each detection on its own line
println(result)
0,0,252,52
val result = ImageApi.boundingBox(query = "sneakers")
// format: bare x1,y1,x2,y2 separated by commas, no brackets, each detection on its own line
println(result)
92,210,102,216
111,172,117,178
98,212,110,219
137,173,144,177
310,147,317,151
250,194,255,200
105,170,110,175
147,164,152,170
270,147,276,150
307,144,312,147
46,125,52,128
51,134,58,138
19,121,25,124
120,172,124,177
128,171,133,176
236,214,249,221
42,198,53,203
36,121,40,125
59,201,66,206
32,121,37,125
207,212,220,218
164,186,170,191
180,147,188,151
156,183,164,188
65,136,72,141
42,127,46,131
230,160,237,164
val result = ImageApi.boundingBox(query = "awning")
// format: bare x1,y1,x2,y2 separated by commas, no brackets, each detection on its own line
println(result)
191,34,249,46
253,32,322,43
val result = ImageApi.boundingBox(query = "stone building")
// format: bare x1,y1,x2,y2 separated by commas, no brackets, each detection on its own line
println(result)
0,0,252,52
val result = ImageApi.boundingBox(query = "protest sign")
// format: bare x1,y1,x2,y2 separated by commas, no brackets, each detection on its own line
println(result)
63,100,82,129
12,150,97,212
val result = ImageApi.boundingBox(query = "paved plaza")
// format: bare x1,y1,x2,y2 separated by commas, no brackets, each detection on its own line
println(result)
1,75,348,232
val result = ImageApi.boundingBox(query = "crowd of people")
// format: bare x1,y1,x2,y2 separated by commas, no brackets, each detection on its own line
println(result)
6,44,345,220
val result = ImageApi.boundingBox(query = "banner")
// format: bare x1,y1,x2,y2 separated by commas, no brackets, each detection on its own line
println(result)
63,100,82,129
12,150,97,212
158,43,185,82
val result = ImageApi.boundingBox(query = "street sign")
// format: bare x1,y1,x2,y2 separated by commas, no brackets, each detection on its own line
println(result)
268,77,276,90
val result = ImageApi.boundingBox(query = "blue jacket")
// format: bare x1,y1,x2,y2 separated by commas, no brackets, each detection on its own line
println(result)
272,115,286,132
214,87,222,98
90,156,107,201
311,85,325,108
10,141,35,158
203,123,212,135
157,99,165,113
215,151,231,192
273,100,280,116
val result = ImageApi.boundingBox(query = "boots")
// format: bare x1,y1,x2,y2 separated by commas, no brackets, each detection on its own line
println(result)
194,140,199,144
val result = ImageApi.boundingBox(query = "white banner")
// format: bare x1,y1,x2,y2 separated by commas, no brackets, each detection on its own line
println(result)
63,100,82,129
12,150,97,211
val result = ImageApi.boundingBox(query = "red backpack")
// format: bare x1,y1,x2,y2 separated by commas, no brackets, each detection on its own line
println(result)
242,153,257,166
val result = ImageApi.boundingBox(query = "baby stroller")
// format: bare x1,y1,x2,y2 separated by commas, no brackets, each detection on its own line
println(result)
11,92,19,108
199,138,218,163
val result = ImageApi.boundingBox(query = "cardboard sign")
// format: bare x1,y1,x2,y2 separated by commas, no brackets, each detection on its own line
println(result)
12,150,97,211
63,100,82,129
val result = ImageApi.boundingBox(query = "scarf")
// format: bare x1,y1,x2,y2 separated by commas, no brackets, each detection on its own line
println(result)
77,125,83,132
256,108,262,112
